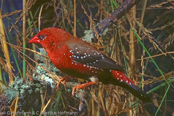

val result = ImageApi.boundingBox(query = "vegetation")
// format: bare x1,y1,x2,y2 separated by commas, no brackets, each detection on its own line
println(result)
0,0,174,115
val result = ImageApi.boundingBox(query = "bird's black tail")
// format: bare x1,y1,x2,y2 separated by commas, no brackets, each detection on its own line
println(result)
121,82,151,102
111,70,151,102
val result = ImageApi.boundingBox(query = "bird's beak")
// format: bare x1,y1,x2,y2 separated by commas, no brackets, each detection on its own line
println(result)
28,36,40,43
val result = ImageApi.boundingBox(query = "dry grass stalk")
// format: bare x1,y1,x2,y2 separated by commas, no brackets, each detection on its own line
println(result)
129,5,137,116
1,10,23,18
73,0,76,37
0,10,13,83
10,97,19,116
138,0,147,35
140,49,145,89
137,51,174,60
129,6,136,79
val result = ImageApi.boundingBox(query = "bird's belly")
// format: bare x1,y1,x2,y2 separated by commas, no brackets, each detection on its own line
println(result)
59,61,103,79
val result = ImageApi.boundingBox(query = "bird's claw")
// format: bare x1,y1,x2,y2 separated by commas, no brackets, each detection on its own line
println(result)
72,81,97,96
72,84,84,96
57,77,68,89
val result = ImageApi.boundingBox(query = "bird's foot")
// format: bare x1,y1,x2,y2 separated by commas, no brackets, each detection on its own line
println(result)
72,81,97,96
57,77,68,89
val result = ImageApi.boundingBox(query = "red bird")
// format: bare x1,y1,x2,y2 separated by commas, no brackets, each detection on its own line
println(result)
28,27,151,102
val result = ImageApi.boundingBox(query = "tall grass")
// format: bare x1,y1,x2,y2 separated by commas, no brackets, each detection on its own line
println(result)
22,0,26,77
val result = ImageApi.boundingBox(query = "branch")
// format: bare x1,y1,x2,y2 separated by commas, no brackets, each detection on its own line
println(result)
83,0,141,42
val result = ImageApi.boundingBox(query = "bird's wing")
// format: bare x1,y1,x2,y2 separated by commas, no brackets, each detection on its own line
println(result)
66,38,124,72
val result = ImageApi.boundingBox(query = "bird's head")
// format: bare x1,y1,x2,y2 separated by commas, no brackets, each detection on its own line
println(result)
28,27,73,49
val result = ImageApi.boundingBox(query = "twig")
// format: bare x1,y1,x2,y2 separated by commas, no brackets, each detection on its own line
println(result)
83,0,142,41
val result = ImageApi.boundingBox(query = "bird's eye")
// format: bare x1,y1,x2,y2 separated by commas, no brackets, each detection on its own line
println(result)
39,34,47,40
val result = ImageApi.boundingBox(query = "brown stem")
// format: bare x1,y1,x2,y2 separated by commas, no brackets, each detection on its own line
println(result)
129,6,137,79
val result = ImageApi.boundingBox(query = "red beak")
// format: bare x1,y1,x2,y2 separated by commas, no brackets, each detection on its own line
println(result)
28,36,40,43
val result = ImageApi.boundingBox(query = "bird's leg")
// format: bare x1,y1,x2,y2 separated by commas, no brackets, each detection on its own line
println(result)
57,76,77,89
57,77,66,88
72,81,97,96
72,76,98,96
63,78,68,86
57,76,70,88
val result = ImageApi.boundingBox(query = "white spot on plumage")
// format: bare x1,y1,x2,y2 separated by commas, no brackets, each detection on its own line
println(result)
72,62,74,64
76,51,79,54
120,79,123,82
101,55,105,59
64,53,65,55
117,73,119,75
94,53,96,55
77,56,79,59
75,47,78,50
126,80,128,83
120,75,122,77
117,78,119,80
96,60,98,62
81,56,83,59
